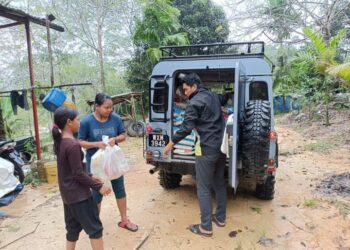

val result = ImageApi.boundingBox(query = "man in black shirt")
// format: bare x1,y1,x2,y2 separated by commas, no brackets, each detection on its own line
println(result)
164,73,227,237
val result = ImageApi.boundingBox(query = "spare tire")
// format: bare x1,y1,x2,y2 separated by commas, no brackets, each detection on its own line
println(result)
136,121,146,137
127,120,145,137
241,100,274,199
123,119,133,130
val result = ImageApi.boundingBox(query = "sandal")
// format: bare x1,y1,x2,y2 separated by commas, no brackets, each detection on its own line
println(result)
188,224,213,237
212,215,226,227
118,219,138,232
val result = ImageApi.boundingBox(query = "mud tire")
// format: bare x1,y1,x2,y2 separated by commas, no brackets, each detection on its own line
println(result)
255,175,275,200
159,169,182,189
241,100,273,198
127,121,145,137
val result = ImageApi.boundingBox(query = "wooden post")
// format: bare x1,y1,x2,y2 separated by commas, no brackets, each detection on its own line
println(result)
25,21,41,160
46,15,54,87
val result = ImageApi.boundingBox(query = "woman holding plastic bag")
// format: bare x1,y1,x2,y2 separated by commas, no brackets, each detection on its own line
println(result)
78,93,138,232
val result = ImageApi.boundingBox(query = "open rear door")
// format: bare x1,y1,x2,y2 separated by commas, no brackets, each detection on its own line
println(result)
229,62,246,191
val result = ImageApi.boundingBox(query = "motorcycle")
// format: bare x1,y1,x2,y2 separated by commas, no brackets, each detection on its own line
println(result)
0,140,25,183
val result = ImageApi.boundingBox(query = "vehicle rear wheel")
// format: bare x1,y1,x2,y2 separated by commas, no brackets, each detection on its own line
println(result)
159,169,182,189
255,175,275,200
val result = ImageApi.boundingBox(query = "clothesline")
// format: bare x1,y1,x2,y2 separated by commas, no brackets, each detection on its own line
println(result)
0,82,92,94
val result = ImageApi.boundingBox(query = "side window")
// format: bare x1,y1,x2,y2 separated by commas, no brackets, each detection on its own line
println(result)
250,81,268,101
153,81,168,113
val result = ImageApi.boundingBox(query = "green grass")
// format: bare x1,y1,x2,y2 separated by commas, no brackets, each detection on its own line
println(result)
23,170,42,187
303,198,320,208
303,140,335,153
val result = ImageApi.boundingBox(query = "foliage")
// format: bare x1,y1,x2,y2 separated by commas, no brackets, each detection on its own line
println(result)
327,62,350,87
262,0,300,42
133,0,189,62
126,0,230,94
173,0,229,44
303,27,347,125
23,170,42,187
0,98,21,139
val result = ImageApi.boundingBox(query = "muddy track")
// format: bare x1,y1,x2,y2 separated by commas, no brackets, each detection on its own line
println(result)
0,123,349,249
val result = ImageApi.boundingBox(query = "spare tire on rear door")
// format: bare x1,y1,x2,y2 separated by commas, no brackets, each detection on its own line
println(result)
241,100,275,200
127,120,146,137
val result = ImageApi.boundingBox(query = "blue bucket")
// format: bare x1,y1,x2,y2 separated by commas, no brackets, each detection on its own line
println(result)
42,88,67,112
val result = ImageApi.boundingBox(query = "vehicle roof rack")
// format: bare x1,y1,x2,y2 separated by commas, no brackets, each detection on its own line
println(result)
160,41,265,59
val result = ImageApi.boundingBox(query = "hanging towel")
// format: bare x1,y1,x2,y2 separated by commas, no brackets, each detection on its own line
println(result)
10,90,29,115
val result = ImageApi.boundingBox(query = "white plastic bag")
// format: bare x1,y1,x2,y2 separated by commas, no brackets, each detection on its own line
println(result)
0,158,20,198
91,136,129,181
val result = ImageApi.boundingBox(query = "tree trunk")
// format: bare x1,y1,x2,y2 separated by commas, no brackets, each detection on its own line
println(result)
97,21,105,92
324,77,330,126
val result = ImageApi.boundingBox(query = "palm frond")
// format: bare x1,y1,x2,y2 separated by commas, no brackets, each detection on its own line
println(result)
329,29,346,49
303,27,327,55
163,32,189,46
292,50,316,64
327,62,350,84
146,47,162,63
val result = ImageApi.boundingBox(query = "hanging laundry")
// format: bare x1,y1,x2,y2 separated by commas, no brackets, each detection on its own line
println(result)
10,90,29,115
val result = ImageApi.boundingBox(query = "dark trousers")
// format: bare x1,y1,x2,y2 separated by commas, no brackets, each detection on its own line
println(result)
64,197,103,241
195,152,227,231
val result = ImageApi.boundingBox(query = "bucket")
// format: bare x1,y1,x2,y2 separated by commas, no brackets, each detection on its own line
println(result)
36,160,47,182
42,88,67,112
44,161,58,184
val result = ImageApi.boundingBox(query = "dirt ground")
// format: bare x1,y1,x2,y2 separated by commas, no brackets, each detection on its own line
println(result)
1,114,350,250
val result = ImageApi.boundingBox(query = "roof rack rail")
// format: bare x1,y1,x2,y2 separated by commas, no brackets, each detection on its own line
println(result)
160,41,265,59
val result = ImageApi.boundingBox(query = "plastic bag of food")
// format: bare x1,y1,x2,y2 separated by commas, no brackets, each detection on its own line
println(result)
91,136,129,181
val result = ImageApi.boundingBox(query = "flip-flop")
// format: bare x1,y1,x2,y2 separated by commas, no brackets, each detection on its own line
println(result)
188,224,213,237
212,215,226,227
118,219,138,232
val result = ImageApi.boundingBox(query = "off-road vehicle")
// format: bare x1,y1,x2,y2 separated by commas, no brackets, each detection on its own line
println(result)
144,42,278,200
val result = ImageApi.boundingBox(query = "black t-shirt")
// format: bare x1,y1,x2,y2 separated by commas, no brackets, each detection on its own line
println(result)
57,138,102,205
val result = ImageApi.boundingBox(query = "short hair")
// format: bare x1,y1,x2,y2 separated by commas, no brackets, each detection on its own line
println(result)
95,93,111,106
182,73,202,88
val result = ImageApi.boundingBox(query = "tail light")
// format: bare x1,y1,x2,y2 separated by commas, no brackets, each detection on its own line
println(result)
268,131,277,140
266,159,276,172
146,124,153,134
267,159,275,166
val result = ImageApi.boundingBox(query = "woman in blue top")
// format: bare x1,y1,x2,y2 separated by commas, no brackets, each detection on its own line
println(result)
78,93,138,232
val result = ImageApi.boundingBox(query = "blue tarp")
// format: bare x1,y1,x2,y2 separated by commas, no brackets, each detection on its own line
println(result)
274,95,292,113
0,184,23,207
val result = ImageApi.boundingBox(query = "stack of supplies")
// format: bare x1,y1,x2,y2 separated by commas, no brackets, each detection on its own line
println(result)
172,104,196,155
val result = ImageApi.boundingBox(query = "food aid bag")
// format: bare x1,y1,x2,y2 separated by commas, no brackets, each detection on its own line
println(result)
0,158,20,198
91,136,130,181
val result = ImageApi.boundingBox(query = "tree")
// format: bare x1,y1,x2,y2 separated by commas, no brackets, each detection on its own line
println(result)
126,0,189,94
51,0,140,92
126,0,230,94
173,0,229,44
133,0,189,62
303,27,347,126
221,0,350,45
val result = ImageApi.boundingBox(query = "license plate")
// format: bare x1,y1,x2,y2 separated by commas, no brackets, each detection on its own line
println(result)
149,134,169,147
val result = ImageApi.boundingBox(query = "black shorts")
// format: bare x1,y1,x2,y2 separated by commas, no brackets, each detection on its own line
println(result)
64,196,103,242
